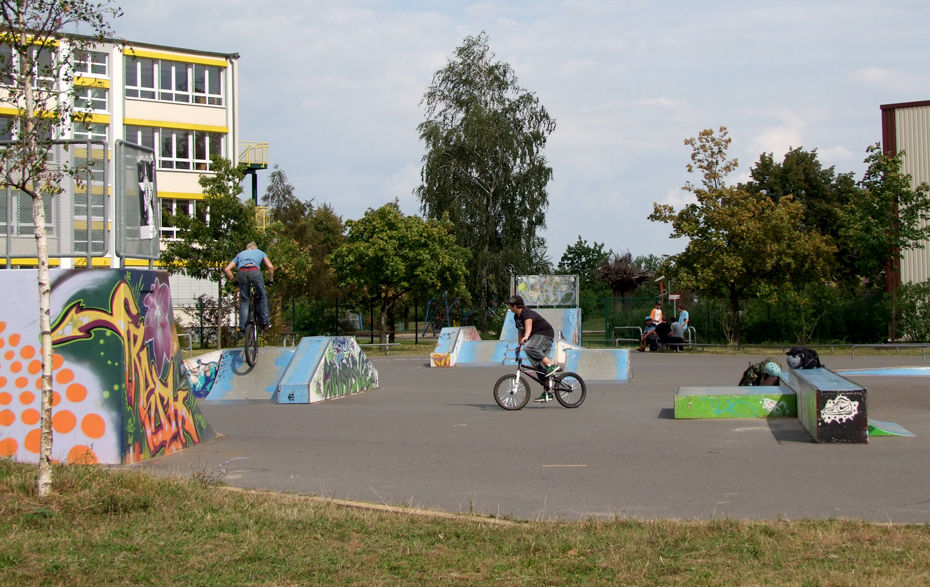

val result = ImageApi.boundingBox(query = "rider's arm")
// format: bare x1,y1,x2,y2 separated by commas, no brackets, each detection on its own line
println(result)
224,260,237,281
263,256,274,281
521,318,533,344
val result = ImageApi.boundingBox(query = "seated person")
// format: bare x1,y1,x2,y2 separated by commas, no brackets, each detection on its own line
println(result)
669,319,686,349
637,317,660,352
657,317,685,351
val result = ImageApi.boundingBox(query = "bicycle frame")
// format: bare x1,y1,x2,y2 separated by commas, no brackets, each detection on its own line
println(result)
513,349,551,391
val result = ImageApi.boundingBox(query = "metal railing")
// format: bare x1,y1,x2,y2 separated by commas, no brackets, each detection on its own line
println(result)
238,141,269,168
358,342,401,355
850,343,929,360
613,326,643,346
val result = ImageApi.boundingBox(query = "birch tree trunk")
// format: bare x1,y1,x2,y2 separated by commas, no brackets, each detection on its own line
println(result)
34,192,54,497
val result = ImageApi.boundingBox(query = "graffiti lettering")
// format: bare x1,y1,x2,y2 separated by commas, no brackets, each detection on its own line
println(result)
318,337,378,400
51,280,200,462
431,353,452,368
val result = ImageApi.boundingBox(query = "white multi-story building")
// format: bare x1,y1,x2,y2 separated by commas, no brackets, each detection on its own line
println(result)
0,37,267,304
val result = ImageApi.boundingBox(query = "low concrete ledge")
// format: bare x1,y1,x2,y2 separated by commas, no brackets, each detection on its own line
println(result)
674,385,797,419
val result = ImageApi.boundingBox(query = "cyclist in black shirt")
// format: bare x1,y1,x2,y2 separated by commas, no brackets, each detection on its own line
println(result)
508,295,561,402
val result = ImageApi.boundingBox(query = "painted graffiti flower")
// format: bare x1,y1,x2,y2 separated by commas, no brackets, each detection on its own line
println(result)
143,279,173,377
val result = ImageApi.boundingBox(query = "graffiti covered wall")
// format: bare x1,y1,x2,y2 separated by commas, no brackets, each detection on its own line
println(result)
513,275,579,307
309,337,379,402
0,269,215,465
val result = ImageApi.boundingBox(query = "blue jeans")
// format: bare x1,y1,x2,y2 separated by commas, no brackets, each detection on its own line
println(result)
237,269,269,329
523,334,553,370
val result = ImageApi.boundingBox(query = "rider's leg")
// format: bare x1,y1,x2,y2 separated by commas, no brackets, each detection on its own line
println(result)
236,271,252,330
250,272,271,328
525,334,559,379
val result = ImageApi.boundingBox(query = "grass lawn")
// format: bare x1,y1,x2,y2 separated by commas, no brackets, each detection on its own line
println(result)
3,460,930,586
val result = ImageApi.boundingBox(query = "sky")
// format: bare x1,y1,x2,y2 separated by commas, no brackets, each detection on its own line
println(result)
116,0,930,264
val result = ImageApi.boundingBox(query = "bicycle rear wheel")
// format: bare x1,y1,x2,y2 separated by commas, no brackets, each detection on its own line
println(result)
553,372,586,408
493,374,532,410
244,322,259,367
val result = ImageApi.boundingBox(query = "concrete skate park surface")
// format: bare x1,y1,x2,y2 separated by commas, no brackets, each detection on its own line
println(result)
140,352,930,522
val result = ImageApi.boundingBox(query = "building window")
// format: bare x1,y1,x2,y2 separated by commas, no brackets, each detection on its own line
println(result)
74,86,107,111
193,64,223,105
125,57,156,99
0,44,56,89
73,122,107,142
161,198,198,240
125,56,224,106
125,125,155,151
2,190,56,237
194,131,224,170
126,125,225,171
159,60,190,103
74,50,107,76
0,114,13,141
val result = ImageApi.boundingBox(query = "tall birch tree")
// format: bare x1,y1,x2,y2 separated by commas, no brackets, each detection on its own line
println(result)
416,32,556,328
0,0,121,497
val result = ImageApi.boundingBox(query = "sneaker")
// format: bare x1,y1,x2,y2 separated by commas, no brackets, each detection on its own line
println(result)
262,323,271,331
545,364,562,377
533,392,553,403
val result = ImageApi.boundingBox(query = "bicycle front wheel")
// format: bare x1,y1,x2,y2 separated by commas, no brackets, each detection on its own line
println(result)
553,372,586,408
493,374,532,410
244,322,259,367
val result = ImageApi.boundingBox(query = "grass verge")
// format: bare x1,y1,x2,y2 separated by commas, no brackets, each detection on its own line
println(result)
3,460,930,586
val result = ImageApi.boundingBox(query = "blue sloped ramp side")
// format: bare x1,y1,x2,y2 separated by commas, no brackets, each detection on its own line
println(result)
278,337,379,404
277,337,330,404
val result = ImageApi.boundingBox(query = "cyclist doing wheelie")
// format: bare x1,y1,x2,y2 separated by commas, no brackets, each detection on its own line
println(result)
508,295,560,402
224,242,274,333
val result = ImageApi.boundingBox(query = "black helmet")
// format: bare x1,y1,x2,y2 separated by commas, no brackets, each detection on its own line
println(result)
507,295,524,307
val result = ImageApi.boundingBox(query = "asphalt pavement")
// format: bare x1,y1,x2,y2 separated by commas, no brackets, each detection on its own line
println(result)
140,351,930,522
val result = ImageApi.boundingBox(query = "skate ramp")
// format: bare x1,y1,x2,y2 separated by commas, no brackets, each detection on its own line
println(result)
430,326,482,367
277,336,378,404
500,308,582,345
1,268,216,465
184,347,296,402
564,348,631,382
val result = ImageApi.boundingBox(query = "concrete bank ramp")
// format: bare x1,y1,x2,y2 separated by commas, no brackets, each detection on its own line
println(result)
184,347,296,402
278,336,379,404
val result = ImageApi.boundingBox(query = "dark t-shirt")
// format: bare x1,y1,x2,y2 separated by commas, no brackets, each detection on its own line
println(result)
514,308,555,339
654,321,672,341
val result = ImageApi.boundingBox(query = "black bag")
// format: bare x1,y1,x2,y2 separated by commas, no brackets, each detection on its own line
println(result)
786,347,822,369
738,359,781,386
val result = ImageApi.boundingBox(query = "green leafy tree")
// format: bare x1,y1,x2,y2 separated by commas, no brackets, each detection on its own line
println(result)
161,156,263,348
841,144,930,340
328,202,470,344
744,147,859,283
558,236,609,295
897,280,930,343
259,166,342,303
416,32,556,328
0,0,121,498
841,144,930,282
650,127,836,344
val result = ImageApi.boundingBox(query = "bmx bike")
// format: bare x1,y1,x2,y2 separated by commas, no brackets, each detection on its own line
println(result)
241,279,272,368
493,346,586,410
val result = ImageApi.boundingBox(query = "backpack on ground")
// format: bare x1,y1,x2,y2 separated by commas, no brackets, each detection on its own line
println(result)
786,347,822,369
738,359,782,386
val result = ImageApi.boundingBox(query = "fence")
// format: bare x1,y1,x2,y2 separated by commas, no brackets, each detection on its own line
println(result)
581,290,900,346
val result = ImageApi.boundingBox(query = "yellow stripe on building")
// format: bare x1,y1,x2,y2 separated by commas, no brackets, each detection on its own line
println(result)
123,118,228,134
74,77,110,89
125,48,228,68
